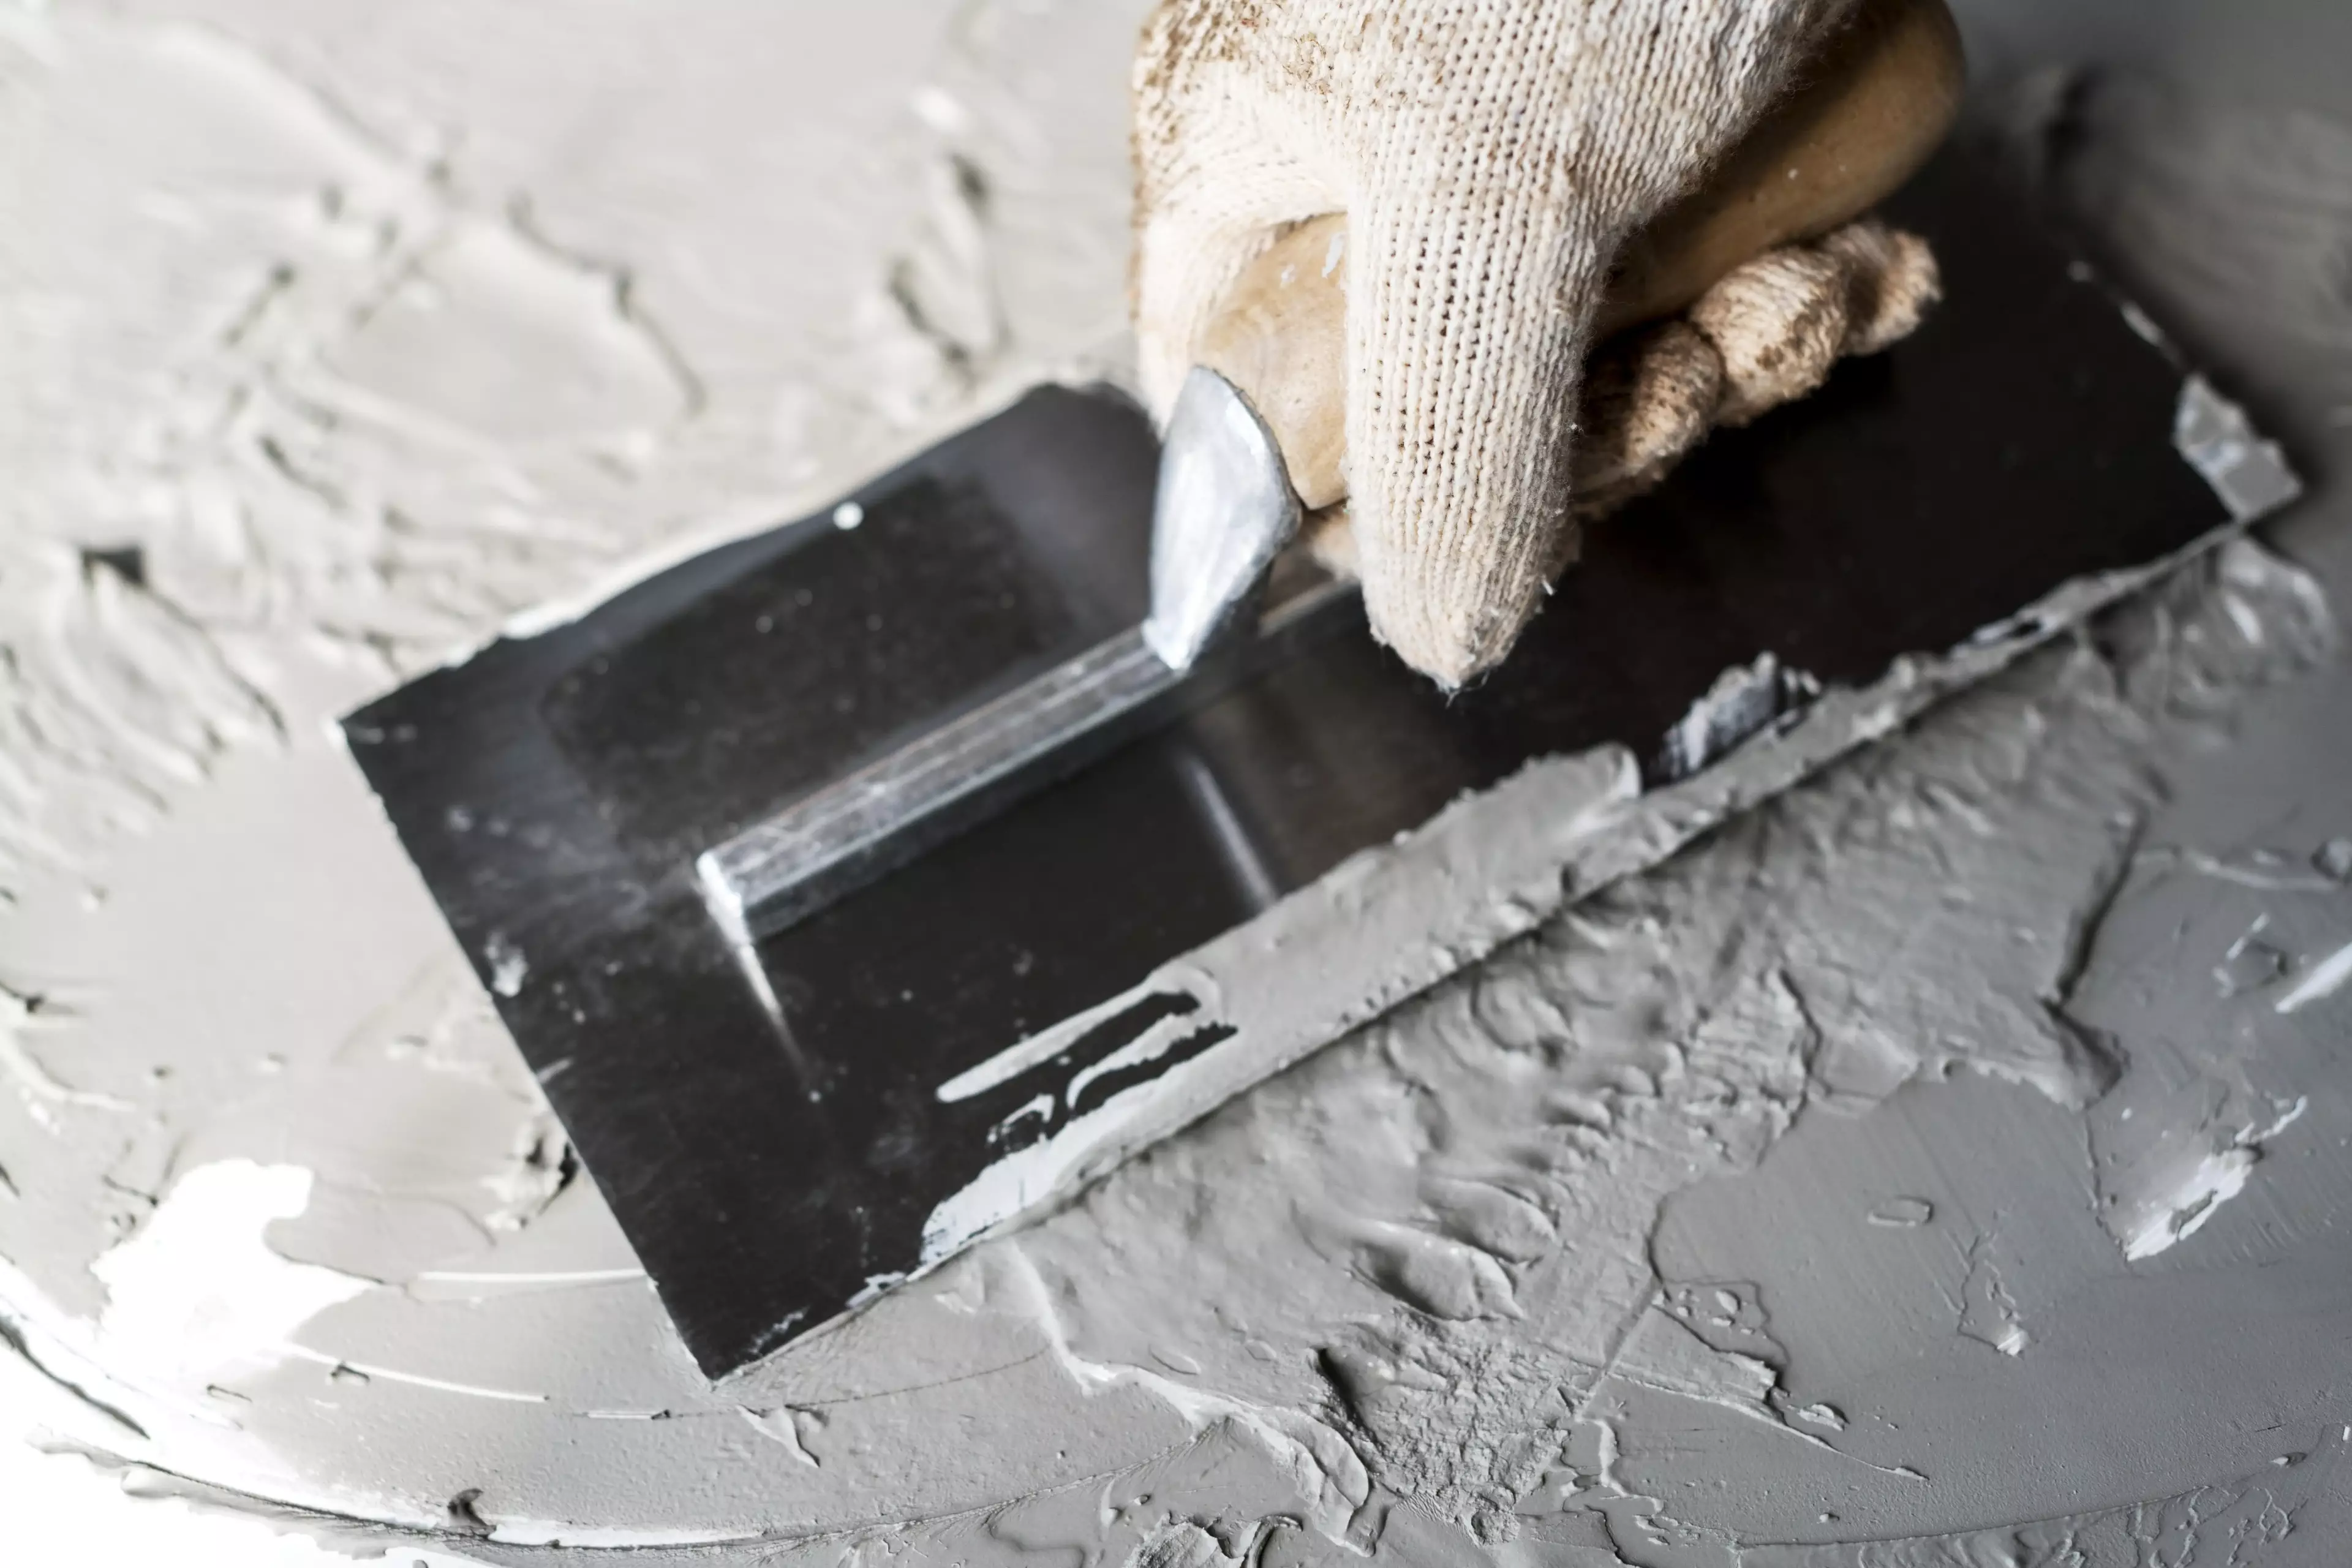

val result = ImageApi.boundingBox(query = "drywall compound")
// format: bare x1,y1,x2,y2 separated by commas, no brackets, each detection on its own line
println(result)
2,2,2351,1566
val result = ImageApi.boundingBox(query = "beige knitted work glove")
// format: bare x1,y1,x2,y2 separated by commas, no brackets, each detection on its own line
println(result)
1134,0,1865,686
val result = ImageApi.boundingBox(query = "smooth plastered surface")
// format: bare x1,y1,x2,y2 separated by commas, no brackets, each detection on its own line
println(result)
4,2,2352,1565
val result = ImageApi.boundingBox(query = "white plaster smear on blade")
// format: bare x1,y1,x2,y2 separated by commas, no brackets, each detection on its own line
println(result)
938,981,1210,1105
921,745,1642,1264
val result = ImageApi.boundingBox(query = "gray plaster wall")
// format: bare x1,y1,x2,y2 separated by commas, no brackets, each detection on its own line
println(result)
0,2,2348,1564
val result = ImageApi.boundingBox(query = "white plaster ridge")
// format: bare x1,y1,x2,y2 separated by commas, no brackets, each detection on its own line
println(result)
2119,1097,2310,1262
2174,375,2302,522
2276,939,2352,1016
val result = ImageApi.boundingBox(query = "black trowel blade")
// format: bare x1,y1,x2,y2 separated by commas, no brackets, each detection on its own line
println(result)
344,149,2287,1380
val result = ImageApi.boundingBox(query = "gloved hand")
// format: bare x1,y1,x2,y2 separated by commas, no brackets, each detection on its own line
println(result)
1131,0,1932,686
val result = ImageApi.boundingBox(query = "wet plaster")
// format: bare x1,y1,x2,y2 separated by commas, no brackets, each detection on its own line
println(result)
4,1,2352,1564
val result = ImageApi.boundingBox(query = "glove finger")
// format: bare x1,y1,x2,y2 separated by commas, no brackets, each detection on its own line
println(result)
1689,219,1943,428
1344,190,1596,688
1689,244,1854,427
1570,320,1726,510
1815,217,1942,355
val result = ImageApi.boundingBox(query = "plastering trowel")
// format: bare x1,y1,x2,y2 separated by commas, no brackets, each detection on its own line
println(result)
341,0,2295,1379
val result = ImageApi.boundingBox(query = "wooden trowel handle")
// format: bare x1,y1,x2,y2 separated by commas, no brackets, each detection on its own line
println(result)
1194,0,1966,513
